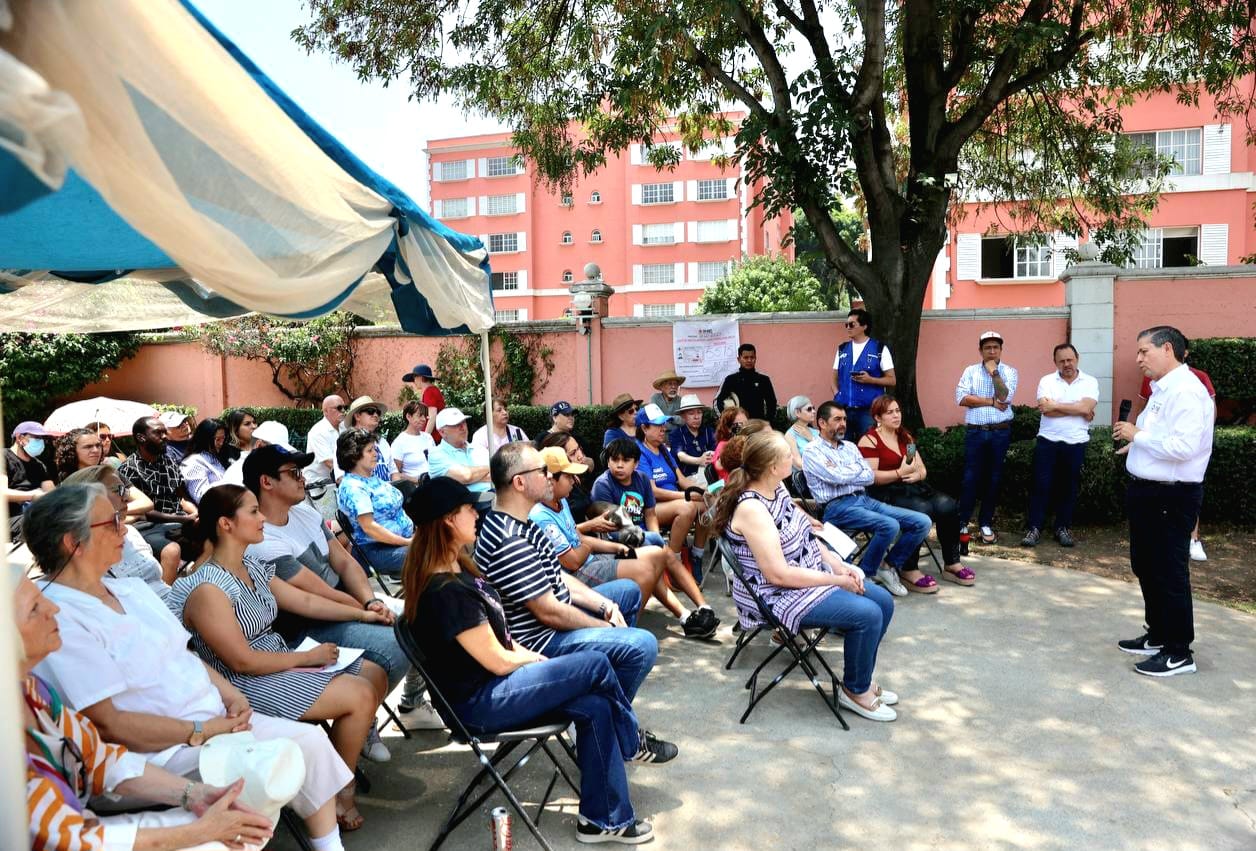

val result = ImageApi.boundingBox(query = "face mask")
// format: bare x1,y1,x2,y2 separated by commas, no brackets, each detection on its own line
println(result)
25,438,45,457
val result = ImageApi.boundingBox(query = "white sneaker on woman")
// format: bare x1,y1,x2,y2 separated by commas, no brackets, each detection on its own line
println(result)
1189,539,1207,562
874,568,908,597
838,689,897,722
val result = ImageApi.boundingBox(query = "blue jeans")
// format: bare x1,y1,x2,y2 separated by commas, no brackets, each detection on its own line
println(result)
798,583,894,693
295,620,411,692
1026,437,1086,531
821,493,932,576
358,540,408,575
957,427,1012,528
454,650,640,830
540,580,657,702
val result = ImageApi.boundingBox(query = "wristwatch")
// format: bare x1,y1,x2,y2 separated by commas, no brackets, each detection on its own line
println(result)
187,720,206,747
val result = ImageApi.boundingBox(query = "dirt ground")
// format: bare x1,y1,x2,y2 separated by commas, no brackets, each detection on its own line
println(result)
963,521,1256,613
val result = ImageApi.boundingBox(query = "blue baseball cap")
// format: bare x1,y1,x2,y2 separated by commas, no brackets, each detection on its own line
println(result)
634,403,670,427
550,401,574,418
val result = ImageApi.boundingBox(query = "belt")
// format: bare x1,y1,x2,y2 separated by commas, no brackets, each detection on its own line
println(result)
819,490,863,512
966,422,1011,431
1127,474,1200,488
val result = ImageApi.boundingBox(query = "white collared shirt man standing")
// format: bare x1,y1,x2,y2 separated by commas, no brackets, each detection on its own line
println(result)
1021,344,1098,548
1113,326,1214,678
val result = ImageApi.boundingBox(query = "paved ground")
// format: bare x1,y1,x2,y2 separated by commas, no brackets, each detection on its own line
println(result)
272,555,1256,851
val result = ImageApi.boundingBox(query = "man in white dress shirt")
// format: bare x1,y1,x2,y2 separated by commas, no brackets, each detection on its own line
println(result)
1113,326,1214,677
304,394,345,484
1021,344,1098,548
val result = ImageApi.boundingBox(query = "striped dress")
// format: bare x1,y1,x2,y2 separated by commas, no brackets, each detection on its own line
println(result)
24,675,148,851
166,556,363,719
723,484,836,633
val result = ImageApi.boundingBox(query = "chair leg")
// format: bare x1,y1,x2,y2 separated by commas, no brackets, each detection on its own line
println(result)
381,700,412,739
279,807,314,851
540,738,581,795
724,625,763,670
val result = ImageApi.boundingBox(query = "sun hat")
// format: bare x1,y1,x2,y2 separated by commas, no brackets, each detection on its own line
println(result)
401,363,438,382
250,421,295,452
346,396,388,422
404,475,492,525
675,394,705,413
609,393,642,414
434,407,470,429
539,446,588,476
634,403,671,427
651,369,686,390
198,731,306,828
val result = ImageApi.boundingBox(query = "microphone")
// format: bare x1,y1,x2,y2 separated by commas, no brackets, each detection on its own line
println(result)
1116,399,1132,446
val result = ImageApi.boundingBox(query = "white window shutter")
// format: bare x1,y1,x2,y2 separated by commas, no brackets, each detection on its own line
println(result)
633,264,643,285
633,303,644,317
687,262,698,283
687,221,698,242
630,144,642,166
467,197,476,216
632,224,643,246
518,308,528,320
478,233,489,249
726,177,737,198
478,195,488,213
1203,124,1231,175
515,192,526,213
517,270,528,289
674,221,687,243
674,262,686,284
1199,224,1228,265
631,184,642,205
674,304,685,316
1052,232,1079,277
477,158,487,177
956,233,981,280
432,161,443,182
688,302,698,314
721,137,735,155
725,218,738,240
431,199,442,217
686,179,697,200
673,181,684,202
516,232,526,252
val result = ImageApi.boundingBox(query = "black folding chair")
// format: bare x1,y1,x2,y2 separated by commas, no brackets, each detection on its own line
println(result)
714,537,849,729
393,619,580,851
336,509,402,598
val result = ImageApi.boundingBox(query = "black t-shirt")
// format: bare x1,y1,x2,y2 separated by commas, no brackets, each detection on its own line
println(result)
409,571,514,705
5,449,51,513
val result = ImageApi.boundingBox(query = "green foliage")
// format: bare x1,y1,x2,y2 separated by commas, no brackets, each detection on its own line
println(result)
696,256,837,315
434,331,556,413
0,332,143,425
1187,338,1256,402
791,204,862,303
185,312,360,406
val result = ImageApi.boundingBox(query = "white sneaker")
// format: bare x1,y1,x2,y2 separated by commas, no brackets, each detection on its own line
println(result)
874,568,908,597
837,689,897,722
404,699,447,731
361,723,391,762
1189,539,1207,562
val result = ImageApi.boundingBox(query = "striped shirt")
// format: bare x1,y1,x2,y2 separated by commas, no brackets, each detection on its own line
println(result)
802,436,874,504
475,509,571,652
955,362,1019,425
723,486,835,633
25,675,147,851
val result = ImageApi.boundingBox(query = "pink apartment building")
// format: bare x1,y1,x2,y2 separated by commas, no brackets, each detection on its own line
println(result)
426,120,793,321
936,82,1256,310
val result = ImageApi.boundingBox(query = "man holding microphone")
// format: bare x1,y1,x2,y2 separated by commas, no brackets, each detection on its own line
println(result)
1113,326,1214,677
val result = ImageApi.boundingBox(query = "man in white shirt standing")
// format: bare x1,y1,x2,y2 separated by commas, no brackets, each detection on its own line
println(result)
1021,344,1098,548
955,331,1018,544
1113,326,1214,678
305,394,345,485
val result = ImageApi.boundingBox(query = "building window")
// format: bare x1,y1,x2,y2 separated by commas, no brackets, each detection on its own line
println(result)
438,197,469,218
696,179,730,201
485,156,520,177
490,271,519,291
495,309,520,323
1015,243,1051,278
561,192,573,206
435,159,469,181
641,263,675,284
642,303,677,317
488,233,519,253
1132,227,1199,268
696,260,731,284
981,236,1050,279
561,231,573,245
696,219,734,242
1127,128,1203,177
590,229,603,243
590,190,602,204
562,270,574,283
485,194,519,215
641,223,676,245
641,182,675,205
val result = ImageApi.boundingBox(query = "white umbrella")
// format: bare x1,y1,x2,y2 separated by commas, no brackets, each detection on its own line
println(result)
43,396,158,436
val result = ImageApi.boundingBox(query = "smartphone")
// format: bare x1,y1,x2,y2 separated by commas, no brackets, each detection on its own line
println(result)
905,443,917,464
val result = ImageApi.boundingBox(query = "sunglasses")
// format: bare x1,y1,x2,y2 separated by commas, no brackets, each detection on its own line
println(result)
360,408,381,417
274,467,304,481
89,510,126,534
844,321,859,329
803,405,815,411
335,405,349,412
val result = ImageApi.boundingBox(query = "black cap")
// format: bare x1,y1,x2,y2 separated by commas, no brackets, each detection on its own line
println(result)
243,445,315,495
404,477,493,525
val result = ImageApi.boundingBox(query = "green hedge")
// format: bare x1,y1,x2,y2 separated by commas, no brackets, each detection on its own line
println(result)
1187,337,1255,402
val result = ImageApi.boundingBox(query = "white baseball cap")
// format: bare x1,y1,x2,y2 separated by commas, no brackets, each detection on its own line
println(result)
435,407,470,429
251,421,295,451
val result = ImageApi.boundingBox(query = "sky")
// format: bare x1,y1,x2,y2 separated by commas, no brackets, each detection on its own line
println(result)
195,0,505,205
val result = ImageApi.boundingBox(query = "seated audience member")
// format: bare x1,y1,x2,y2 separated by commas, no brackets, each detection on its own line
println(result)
538,431,599,525
341,396,397,482
472,398,529,454
220,421,294,487
5,421,55,539
53,428,103,483
591,438,718,638
476,442,675,705
180,419,230,503
165,485,389,831
244,445,443,731
305,394,345,484
427,408,493,493
160,411,195,464
634,404,710,573
603,394,641,447
715,431,899,722
336,428,413,574
802,402,931,597
403,476,665,844
391,400,435,483
530,447,667,603
62,466,174,593
14,567,276,851
119,416,197,560
712,407,749,481
223,409,257,463
784,396,820,471
85,420,127,467
648,370,687,424
859,395,973,588
24,487,352,848
548,400,576,437
669,395,716,477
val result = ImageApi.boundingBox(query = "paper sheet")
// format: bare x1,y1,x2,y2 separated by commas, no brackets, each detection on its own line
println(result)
816,523,858,560
293,637,364,673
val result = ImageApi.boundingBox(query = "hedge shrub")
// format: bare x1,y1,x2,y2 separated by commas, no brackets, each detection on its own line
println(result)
1187,337,1256,403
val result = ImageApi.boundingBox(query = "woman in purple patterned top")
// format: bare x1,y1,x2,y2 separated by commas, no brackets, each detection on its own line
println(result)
712,430,900,722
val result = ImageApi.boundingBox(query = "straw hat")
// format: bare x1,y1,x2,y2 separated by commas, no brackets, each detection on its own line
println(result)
675,394,705,413
651,369,686,390
345,396,388,422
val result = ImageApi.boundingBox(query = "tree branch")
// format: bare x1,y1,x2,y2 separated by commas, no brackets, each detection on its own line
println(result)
850,0,887,114
729,0,793,120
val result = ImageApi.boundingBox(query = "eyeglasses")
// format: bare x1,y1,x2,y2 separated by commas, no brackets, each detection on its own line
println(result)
513,465,553,480
89,510,126,533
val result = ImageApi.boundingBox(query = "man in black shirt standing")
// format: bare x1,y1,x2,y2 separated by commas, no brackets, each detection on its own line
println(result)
715,343,778,421
4,421,55,539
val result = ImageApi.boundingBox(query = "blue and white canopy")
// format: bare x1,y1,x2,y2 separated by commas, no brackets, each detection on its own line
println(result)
0,0,495,334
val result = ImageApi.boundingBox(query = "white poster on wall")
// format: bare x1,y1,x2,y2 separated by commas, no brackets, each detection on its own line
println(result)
672,318,740,387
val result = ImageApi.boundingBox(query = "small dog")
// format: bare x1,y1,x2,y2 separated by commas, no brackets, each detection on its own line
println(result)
587,501,647,548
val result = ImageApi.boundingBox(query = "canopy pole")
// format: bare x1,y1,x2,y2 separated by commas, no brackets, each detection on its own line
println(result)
480,330,494,454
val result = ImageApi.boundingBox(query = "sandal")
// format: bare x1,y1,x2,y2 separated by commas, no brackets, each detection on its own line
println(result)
901,572,939,595
942,565,976,586
336,793,365,832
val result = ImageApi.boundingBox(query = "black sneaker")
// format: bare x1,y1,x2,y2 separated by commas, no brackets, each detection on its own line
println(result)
1134,651,1196,677
682,609,716,638
576,817,654,844
1020,528,1041,547
1055,528,1075,547
629,730,678,764
697,606,720,630
1117,633,1163,656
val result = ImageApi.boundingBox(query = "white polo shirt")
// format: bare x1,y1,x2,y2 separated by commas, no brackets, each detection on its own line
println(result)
1128,363,1214,483
1035,369,1100,444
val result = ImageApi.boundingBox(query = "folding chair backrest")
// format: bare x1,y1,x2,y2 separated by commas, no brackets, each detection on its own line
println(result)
714,536,777,630
790,470,813,500
338,508,400,595
392,618,475,741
